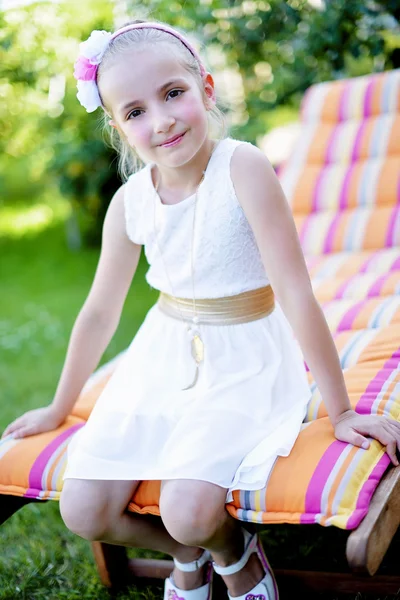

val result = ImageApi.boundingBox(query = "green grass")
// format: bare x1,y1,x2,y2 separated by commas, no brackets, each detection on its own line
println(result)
0,213,161,599
0,501,163,599
1,208,400,599
0,219,159,430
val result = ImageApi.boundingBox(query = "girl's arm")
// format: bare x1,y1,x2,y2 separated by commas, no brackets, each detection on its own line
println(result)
2,184,142,438
231,143,400,465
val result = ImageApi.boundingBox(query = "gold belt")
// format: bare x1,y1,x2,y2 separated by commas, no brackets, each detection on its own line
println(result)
157,285,275,325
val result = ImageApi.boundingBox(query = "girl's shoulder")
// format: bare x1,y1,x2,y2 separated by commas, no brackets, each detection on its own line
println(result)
215,137,263,179
218,136,255,154
228,136,273,179
209,137,256,177
225,136,262,157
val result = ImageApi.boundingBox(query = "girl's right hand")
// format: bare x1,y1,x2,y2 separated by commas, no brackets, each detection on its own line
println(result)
1,405,66,440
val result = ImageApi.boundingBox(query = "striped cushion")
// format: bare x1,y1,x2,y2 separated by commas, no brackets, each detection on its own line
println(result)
300,71,400,123
288,156,399,215
312,272,400,302
0,417,84,499
322,295,400,332
295,205,400,255
302,116,400,167
280,70,400,225
306,248,400,279
1,70,399,531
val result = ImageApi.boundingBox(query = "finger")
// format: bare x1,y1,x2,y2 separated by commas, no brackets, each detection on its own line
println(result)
385,417,400,429
385,440,399,466
340,431,370,449
1,422,21,438
13,426,34,439
386,424,400,454
392,436,400,455
385,418,400,429
382,420,400,447
366,423,393,447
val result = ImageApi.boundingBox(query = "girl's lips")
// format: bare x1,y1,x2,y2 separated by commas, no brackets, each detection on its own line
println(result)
160,132,186,147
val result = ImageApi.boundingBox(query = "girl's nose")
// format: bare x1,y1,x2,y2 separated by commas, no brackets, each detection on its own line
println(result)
153,112,176,133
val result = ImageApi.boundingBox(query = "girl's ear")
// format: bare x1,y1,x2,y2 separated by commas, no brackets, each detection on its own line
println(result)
203,72,216,107
109,119,118,129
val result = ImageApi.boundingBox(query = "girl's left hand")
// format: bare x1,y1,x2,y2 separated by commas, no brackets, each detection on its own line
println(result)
334,409,400,466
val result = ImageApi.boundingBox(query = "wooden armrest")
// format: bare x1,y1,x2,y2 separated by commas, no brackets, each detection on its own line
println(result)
346,465,400,575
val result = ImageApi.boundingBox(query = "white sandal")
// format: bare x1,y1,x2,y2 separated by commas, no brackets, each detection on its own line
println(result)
164,549,213,600
212,528,279,600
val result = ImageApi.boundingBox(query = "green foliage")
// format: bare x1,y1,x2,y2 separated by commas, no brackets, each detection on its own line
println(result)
0,0,121,244
44,3,122,245
48,124,120,246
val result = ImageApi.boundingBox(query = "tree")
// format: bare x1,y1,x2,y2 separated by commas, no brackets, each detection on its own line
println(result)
0,0,120,245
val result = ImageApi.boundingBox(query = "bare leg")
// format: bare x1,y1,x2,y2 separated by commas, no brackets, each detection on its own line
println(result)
160,479,266,597
60,479,204,569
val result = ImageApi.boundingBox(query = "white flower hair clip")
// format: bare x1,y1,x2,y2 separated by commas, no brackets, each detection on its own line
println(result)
73,30,112,113
73,23,209,114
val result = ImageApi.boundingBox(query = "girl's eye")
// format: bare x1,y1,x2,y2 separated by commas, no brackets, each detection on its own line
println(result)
127,109,143,119
167,89,183,100
126,90,183,119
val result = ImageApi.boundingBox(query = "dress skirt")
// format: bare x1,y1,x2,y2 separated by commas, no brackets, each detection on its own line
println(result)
64,299,311,502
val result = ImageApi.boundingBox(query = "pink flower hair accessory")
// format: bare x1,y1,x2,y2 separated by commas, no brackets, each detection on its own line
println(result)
73,30,112,113
73,22,207,113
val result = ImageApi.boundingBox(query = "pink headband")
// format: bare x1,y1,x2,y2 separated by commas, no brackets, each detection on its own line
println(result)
73,22,206,113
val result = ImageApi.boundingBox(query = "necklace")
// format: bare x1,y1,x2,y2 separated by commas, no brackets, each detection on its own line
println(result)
152,143,216,390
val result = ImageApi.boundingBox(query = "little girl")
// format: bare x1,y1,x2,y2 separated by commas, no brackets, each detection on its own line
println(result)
4,19,400,600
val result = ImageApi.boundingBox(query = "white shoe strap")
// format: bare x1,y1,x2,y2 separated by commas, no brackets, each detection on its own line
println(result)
173,549,211,572
213,529,257,576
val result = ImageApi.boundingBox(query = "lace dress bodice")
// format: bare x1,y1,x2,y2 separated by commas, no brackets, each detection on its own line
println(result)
124,137,270,298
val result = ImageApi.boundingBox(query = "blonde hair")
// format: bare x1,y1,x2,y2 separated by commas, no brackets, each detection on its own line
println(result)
97,20,227,181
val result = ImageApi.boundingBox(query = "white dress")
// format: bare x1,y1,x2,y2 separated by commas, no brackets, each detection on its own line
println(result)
64,137,311,502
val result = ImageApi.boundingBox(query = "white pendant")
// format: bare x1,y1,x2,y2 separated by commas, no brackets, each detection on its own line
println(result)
191,333,204,364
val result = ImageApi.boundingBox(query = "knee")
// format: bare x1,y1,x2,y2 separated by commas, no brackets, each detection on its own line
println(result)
60,480,108,541
160,482,226,547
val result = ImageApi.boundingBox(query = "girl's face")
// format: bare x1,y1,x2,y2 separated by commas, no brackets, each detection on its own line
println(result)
100,45,216,167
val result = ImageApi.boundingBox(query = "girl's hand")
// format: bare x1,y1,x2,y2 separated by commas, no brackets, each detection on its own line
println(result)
1,406,66,440
334,409,400,466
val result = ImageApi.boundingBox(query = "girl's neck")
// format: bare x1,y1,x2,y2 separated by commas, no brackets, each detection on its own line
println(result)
152,137,217,201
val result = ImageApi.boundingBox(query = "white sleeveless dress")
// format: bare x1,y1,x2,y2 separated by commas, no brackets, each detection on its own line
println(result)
64,137,311,501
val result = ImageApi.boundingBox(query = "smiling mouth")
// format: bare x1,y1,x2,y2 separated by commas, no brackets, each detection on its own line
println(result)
160,132,186,146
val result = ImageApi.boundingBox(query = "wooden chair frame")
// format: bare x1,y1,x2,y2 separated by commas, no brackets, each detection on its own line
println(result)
2,465,400,596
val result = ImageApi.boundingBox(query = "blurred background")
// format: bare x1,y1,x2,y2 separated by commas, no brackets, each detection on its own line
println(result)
0,1,400,598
